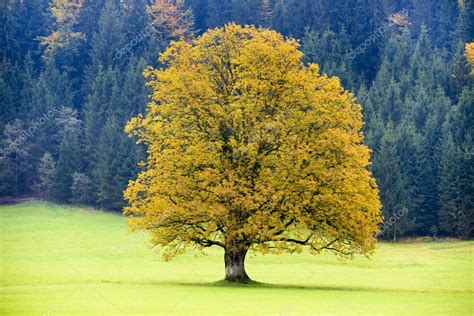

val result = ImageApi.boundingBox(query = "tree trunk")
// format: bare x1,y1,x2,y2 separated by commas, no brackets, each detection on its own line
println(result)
224,247,250,283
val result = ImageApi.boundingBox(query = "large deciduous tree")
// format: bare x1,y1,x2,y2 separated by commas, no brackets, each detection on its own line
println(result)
124,24,382,283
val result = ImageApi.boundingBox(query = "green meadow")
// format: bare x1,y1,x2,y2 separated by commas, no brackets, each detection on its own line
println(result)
1,202,472,315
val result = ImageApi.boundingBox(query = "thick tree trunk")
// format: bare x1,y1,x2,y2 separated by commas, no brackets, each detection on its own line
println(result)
224,247,250,283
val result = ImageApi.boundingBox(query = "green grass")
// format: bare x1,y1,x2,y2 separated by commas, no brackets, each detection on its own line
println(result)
1,202,472,315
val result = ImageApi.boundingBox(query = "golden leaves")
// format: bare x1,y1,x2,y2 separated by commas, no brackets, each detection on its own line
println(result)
39,0,84,58
147,0,194,40
124,24,382,260
465,42,474,76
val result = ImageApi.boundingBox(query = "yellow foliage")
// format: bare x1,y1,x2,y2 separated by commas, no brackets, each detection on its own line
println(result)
50,0,83,24
465,42,474,76
124,24,382,260
147,0,194,40
40,0,84,58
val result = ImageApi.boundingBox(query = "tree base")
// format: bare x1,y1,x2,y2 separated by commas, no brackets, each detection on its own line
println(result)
224,247,250,283
224,274,251,283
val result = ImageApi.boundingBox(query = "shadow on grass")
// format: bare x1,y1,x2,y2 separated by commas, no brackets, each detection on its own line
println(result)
101,279,419,293
203,279,362,290
181,280,400,292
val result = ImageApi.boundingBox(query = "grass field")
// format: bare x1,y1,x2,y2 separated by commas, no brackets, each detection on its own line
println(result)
1,202,472,315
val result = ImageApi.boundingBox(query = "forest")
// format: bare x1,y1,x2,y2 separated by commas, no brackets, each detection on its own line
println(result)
1,0,473,240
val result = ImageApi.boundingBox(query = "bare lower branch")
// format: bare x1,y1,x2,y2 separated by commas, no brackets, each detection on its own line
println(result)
191,237,225,248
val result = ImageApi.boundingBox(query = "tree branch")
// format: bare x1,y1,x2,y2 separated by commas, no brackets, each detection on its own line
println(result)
191,237,225,248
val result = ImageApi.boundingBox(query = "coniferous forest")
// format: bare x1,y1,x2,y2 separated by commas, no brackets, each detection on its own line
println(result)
1,0,473,240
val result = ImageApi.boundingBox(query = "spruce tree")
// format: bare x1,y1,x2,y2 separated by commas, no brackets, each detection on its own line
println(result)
54,129,83,202
302,28,354,88
0,60,22,134
95,117,139,210
0,120,31,196
70,172,95,205
458,0,474,42
90,0,125,71
31,152,56,199
83,65,121,169
438,131,462,236
373,125,415,241
205,0,232,28
77,0,107,40
455,87,474,238
438,86,474,238
433,0,460,50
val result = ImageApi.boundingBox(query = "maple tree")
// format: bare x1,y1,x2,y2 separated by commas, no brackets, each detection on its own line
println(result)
124,24,382,282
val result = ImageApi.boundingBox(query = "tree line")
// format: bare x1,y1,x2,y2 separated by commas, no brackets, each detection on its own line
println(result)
0,0,473,239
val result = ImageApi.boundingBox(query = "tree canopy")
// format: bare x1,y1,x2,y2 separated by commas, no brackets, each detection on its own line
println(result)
124,24,382,282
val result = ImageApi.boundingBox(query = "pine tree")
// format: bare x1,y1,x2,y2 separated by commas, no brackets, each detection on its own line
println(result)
270,0,315,37
458,0,474,42
184,0,207,32
0,154,16,196
363,28,412,125
119,57,149,120
94,117,120,208
95,117,140,210
54,106,82,142
0,0,50,63
449,43,472,99
230,0,261,26
302,28,354,88
1,120,32,196
122,0,148,39
365,63,403,124
373,125,415,241
76,0,107,40
18,53,37,121
409,26,436,90
0,60,22,134
28,61,74,166
438,86,474,238
455,87,474,238
205,0,232,28
90,0,125,70
395,122,418,209
259,0,272,28
412,88,451,235
433,0,459,50
270,0,286,34
410,0,434,36
0,1,21,61
83,65,121,169
31,152,56,199
70,172,95,205
438,131,462,236
54,129,83,202
17,0,51,62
